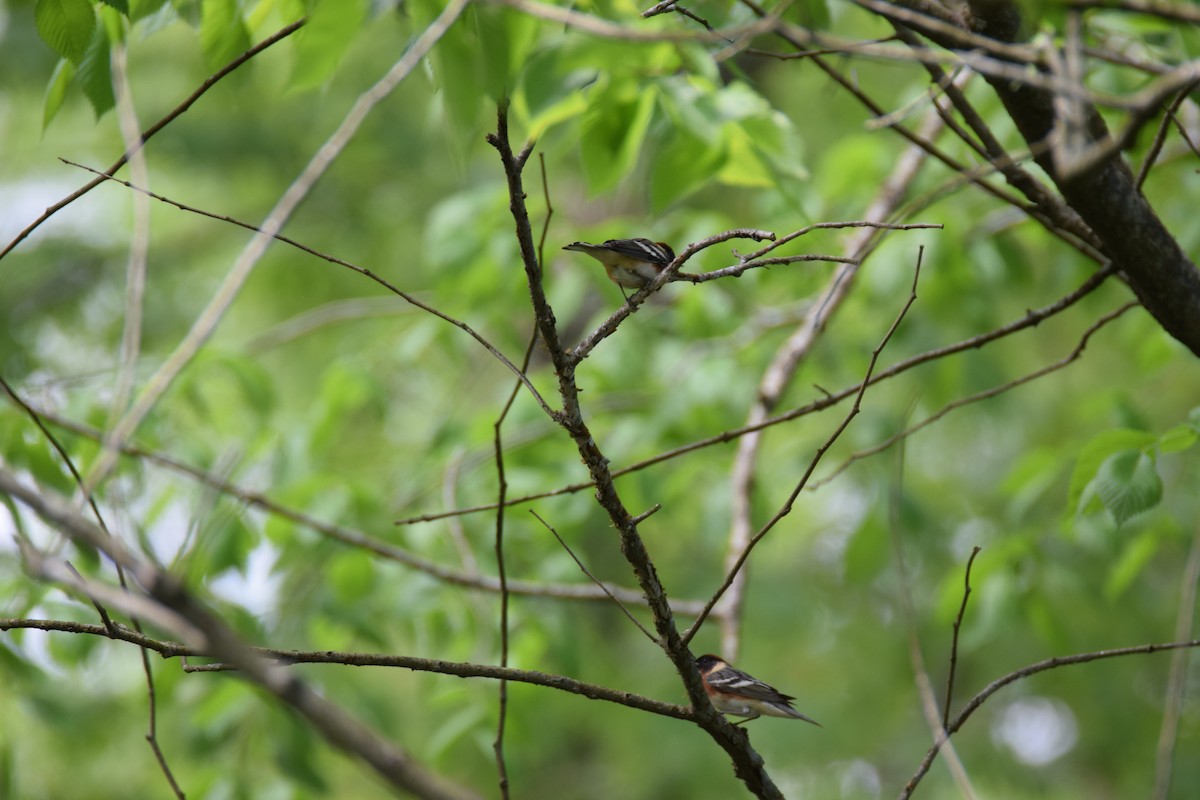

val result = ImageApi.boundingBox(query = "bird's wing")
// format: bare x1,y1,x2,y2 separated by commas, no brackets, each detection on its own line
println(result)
601,239,674,265
707,667,793,704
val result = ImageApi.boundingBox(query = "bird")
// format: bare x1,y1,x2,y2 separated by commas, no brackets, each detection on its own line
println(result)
695,654,820,726
562,238,676,298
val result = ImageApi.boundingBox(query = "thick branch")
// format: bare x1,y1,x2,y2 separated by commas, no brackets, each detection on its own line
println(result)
883,0,1200,356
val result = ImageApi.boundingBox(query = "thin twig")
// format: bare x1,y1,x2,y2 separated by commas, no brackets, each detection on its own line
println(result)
17,402,712,612
393,266,1117,528
530,511,657,643
899,638,1200,799
0,616,695,721
943,547,982,730
1136,86,1197,189
888,430,976,799
812,300,1139,487
60,159,553,418
685,246,925,647
110,44,186,798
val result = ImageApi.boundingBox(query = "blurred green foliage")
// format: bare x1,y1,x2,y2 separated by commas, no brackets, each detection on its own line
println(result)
2,0,1200,798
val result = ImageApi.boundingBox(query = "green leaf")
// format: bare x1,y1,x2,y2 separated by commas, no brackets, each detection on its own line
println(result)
650,126,723,210
717,124,772,187
130,0,170,20
579,86,657,193
203,514,256,576
98,0,130,14
77,23,115,118
1067,428,1157,516
793,0,831,28
1093,449,1162,526
200,0,251,70
1157,423,1198,454
172,0,202,27
476,5,537,102
42,58,76,128
35,0,97,64
426,6,485,138
290,0,369,91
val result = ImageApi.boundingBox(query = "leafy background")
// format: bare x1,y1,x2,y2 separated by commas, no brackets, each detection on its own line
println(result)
1,0,1199,798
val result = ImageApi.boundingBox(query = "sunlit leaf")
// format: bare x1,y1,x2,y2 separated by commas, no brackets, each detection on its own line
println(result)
650,126,724,210
200,0,250,69
289,0,369,91
129,0,170,20
1157,423,1197,454
35,0,96,64
77,23,115,118
580,85,657,193
42,57,75,128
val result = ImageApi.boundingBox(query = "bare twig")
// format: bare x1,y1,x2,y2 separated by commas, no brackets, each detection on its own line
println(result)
531,510,657,643
1136,87,1197,189
111,45,186,798
715,120,942,658
888,436,977,799
491,341,533,800
812,301,1139,487
1063,0,1200,24
900,638,1200,799
686,246,926,648
886,25,1103,253
0,617,695,721
944,547,982,730
499,0,778,42
394,267,1118,528
62,160,554,416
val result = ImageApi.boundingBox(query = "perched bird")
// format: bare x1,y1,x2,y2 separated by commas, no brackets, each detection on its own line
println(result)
696,654,820,726
562,238,676,298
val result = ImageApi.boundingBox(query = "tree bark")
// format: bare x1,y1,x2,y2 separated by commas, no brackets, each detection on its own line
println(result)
891,0,1200,357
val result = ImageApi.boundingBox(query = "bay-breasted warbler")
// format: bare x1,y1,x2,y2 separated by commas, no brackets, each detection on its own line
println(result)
696,654,820,726
563,238,676,296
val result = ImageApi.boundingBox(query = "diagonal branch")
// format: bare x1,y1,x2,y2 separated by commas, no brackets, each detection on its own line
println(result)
1,469,482,800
